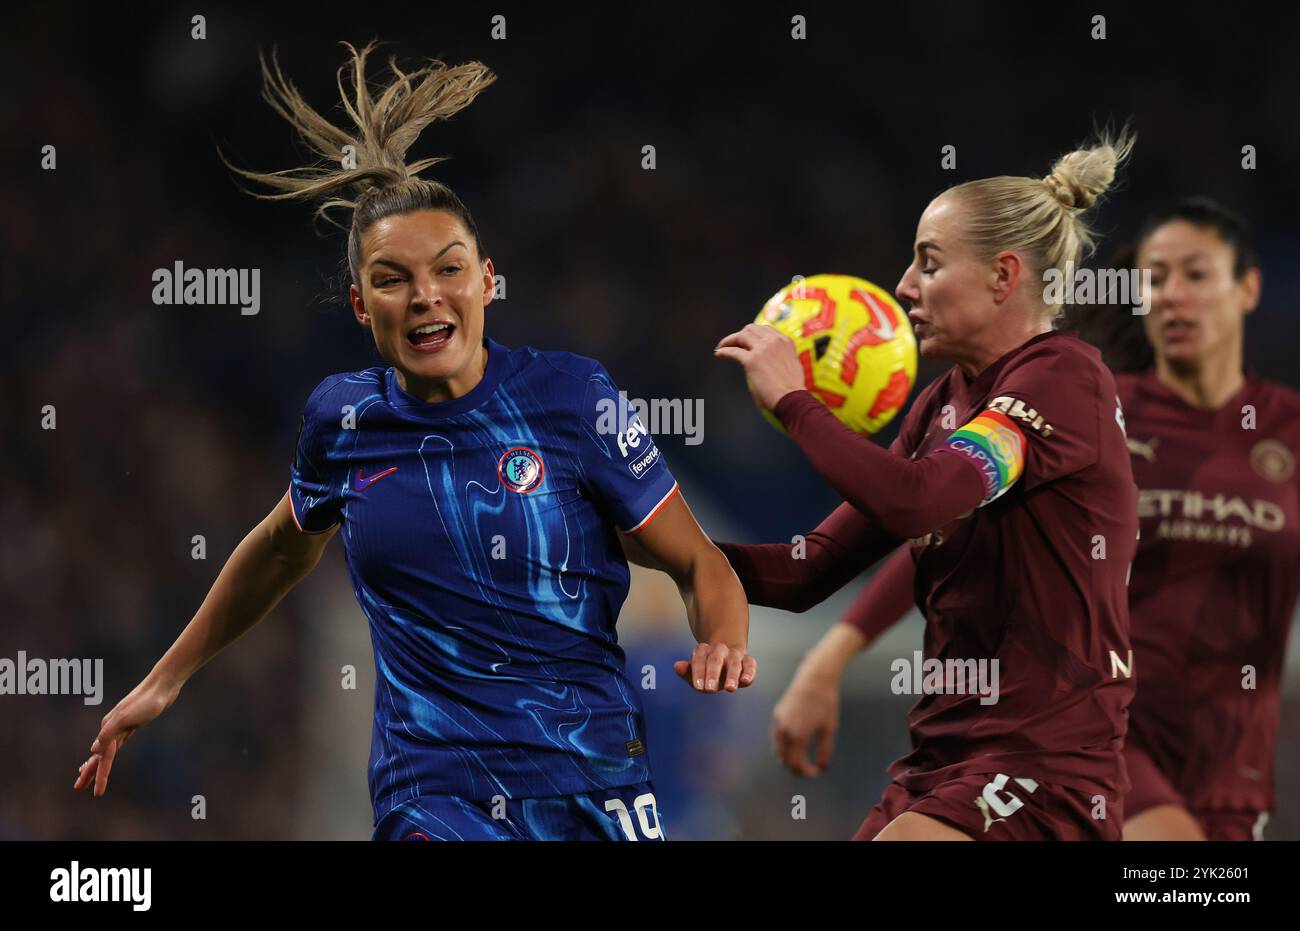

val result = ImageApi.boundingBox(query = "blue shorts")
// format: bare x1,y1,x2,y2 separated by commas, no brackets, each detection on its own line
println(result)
372,781,666,841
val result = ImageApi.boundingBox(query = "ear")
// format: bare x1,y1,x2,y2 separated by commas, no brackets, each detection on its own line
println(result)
1239,266,1262,316
990,251,1023,304
349,283,369,327
480,257,496,309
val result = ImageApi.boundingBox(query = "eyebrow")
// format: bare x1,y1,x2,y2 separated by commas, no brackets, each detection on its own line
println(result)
370,240,468,272
1145,252,1210,266
915,240,942,255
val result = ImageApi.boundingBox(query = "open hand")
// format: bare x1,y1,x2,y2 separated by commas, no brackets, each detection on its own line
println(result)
771,673,840,777
673,643,757,693
74,677,180,798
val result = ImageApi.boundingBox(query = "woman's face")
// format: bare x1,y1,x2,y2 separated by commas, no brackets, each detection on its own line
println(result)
1137,220,1258,369
351,209,495,400
895,194,1006,365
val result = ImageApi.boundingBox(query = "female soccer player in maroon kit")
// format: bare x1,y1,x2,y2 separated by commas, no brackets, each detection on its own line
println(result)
1118,199,1299,840
708,134,1139,841
775,198,1299,841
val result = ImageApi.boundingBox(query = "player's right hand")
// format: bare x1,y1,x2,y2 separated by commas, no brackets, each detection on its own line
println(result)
74,677,180,798
673,642,757,693
771,669,840,777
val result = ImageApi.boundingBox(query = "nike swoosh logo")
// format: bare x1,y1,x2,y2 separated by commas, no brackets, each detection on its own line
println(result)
354,466,397,490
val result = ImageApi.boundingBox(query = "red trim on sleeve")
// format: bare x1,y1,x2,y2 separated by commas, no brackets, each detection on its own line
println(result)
288,484,306,532
625,483,680,536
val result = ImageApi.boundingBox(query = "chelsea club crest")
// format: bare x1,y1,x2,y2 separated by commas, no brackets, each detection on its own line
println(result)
498,447,545,494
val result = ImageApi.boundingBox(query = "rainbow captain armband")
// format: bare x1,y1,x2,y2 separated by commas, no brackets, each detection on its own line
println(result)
942,409,1026,505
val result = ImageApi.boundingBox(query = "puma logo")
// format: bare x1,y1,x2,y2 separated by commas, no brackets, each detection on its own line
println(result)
975,774,1039,833
974,796,1007,833
1127,436,1159,463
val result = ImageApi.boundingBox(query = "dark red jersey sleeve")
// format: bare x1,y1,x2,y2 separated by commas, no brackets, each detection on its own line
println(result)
886,377,938,459
714,502,899,613
772,390,986,539
839,545,916,644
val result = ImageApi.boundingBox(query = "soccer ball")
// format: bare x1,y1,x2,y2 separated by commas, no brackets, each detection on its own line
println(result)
753,274,917,435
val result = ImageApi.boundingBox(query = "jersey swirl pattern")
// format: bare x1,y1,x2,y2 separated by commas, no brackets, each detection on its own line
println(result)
289,338,679,822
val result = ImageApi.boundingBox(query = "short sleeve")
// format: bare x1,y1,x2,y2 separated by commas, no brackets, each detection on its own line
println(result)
577,364,680,535
289,378,347,533
984,345,1101,492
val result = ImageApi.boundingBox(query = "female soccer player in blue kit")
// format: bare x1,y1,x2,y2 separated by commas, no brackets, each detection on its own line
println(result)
73,41,755,841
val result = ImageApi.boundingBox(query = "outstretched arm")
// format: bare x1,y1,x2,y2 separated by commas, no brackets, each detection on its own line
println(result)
712,501,903,613
619,490,756,693
74,491,337,797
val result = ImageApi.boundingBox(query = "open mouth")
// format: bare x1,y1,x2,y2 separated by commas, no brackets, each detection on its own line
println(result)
407,321,456,352
1162,318,1196,340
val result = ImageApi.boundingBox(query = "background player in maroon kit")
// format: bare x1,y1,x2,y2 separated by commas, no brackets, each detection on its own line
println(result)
703,133,1139,840
774,197,1298,842
1118,199,1300,840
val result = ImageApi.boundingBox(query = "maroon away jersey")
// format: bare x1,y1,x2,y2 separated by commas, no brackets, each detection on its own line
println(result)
890,330,1138,804
1118,369,1300,812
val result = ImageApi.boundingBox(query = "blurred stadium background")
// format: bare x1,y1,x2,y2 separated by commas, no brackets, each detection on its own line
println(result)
4,3,1299,839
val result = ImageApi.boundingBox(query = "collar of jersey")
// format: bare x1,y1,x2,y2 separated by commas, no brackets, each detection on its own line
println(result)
1137,364,1258,419
962,328,1073,394
384,337,508,419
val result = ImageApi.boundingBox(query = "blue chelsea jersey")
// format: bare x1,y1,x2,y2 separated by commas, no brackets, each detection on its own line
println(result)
288,338,679,821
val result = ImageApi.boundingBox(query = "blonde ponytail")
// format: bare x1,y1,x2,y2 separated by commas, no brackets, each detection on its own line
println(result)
219,40,496,285
946,127,1136,316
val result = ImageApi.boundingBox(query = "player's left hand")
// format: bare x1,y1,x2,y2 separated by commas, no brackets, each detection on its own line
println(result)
714,323,806,412
673,643,757,693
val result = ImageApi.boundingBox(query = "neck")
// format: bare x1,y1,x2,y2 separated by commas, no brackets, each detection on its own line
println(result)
1154,338,1244,411
955,314,1054,380
397,342,489,404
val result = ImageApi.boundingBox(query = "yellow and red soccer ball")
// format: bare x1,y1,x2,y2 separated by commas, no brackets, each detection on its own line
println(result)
753,274,917,435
